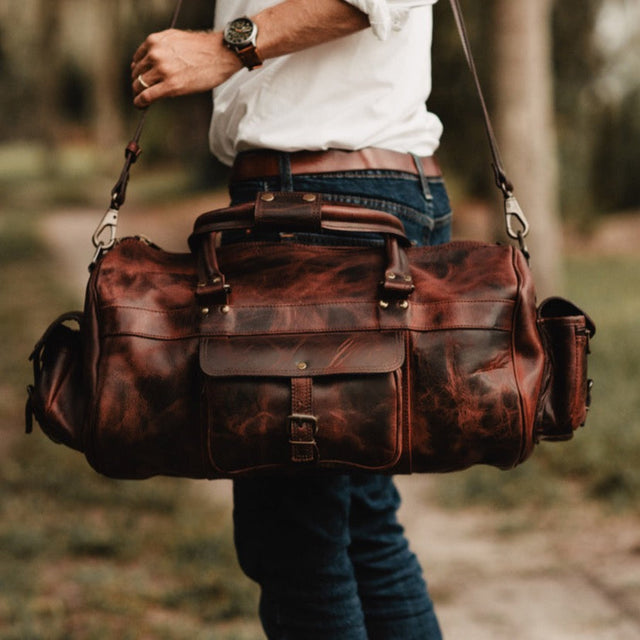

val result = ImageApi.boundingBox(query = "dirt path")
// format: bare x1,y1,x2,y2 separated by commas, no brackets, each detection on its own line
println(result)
397,476,640,640
40,198,640,640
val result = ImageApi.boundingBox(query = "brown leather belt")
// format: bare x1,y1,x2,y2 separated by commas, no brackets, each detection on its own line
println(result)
230,148,442,182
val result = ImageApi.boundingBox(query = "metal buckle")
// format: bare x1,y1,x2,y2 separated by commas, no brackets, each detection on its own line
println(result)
288,413,318,436
288,414,319,463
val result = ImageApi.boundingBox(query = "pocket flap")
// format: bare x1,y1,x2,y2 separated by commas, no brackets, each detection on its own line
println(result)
200,331,405,377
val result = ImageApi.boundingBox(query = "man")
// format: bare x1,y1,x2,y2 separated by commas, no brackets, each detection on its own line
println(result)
131,1,450,638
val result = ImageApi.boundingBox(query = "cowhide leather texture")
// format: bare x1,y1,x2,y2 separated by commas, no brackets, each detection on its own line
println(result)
26,193,596,479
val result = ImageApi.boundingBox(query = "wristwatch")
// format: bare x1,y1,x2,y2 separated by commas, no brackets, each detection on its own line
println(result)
223,17,263,70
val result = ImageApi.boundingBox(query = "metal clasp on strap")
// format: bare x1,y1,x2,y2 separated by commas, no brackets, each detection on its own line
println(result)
90,206,119,267
504,195,530,259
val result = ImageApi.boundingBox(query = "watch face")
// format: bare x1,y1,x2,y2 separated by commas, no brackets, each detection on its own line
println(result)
225,18,256,46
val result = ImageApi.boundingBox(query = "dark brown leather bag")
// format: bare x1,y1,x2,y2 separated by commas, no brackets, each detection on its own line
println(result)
26,191,595,479
24,0,596,479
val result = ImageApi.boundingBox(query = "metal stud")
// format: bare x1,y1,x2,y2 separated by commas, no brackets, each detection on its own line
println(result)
302,193,316,202
201,307,210,316
379,300,390,309
386,272,397,280
398,300,409,310
220,305,230,314
297,361,308,371
261,193,275,202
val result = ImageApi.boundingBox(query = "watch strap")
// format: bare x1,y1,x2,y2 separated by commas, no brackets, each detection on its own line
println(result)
233,43,263,70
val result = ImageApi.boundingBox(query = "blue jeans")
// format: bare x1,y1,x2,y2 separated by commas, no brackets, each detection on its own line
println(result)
229,152,452,640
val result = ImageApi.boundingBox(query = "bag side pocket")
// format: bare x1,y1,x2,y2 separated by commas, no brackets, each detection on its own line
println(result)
536,297,596,441
26,311,85,451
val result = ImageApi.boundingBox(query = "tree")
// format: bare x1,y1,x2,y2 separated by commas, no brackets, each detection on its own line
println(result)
493,0,563,298
88,0,126,149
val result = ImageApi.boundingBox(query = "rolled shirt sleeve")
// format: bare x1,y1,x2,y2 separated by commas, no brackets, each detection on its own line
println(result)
344,0,438,40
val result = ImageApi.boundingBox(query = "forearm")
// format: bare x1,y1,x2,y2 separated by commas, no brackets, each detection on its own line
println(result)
131,0,370,108
252,0,370,59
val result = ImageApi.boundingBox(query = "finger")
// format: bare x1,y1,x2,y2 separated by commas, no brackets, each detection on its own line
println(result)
130,57,152,83
132,68,163,98
131,39,150,66
133,83,161,109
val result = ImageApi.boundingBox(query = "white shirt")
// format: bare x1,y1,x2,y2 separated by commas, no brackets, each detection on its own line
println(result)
210,0,442,166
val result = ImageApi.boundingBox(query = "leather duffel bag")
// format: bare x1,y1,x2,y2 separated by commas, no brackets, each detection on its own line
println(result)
26,191,595,479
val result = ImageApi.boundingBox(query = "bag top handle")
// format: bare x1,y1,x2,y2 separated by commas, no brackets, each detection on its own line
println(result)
189,191,411,249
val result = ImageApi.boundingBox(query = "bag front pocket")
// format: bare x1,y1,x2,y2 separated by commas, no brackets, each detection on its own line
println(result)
199,331,405,475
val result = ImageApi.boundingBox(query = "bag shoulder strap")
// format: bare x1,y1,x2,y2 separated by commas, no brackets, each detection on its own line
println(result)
448,0,530,253
91,0,531,264
90,0,184,266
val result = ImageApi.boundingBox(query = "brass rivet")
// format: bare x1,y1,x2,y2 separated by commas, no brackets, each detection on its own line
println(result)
404,275,413,282
379,300,390,309
220,305,230,314
386,272,396,280
261,193,275,202
201,307,210,316
297,361,308,371
211,276,221,284
398,300,409,310
302,193,316,202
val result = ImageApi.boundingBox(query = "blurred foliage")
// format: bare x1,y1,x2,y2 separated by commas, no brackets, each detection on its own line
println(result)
552,0,610,221
592,89,640,213
430,0,639,219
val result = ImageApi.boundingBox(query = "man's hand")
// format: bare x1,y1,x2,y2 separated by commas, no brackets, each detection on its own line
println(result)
130,29,242,108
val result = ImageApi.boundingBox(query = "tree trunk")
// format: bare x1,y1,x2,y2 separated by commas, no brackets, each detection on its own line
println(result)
493,0,563,298
89,0,125,149
35,0,63,173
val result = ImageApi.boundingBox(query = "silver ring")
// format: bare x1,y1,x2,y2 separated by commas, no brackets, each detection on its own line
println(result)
137,74,150,89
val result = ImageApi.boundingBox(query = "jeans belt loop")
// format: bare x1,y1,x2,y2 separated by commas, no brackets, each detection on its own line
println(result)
410,152,433,201
278,152,294,192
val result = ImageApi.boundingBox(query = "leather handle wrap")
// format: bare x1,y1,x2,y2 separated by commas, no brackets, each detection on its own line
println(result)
188,192,411,250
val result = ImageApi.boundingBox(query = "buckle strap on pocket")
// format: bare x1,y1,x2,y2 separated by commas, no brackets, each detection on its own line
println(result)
289,377,318,463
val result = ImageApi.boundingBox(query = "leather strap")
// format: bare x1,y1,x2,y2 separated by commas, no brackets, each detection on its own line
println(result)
90,0,184,263
289,378,318,463
448,0,510,194
448,0,530,250
234,44,263,70
230,148,442,182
